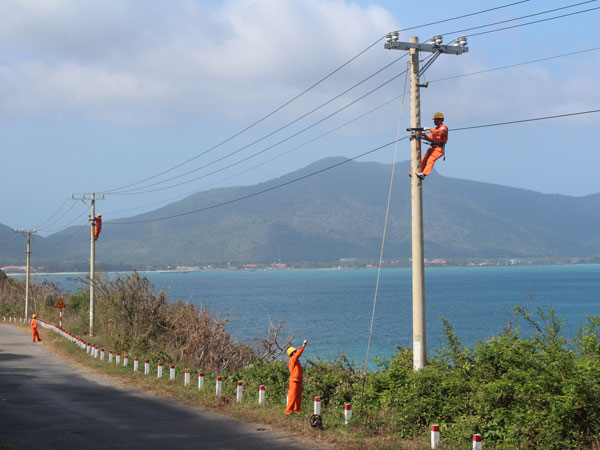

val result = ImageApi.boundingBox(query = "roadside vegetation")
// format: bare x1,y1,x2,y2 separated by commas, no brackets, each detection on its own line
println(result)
2,270,600,449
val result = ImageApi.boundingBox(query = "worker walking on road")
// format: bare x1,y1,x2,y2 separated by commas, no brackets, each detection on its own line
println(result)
417,112,448,179
31,314,41,342
285,339,307,415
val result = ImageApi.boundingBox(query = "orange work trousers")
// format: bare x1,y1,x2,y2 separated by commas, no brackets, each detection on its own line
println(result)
420,146,444,176
32,328,41,342
285,381,302,415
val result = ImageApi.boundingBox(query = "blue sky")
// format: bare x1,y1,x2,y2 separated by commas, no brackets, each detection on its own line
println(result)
0,0,599,235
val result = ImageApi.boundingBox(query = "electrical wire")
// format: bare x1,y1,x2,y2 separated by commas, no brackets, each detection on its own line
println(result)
101,44,600,215
466,5,600,38
36,225,88,256
34,196,70,230
440,0,597,37
109,68,410,195
37,201,81,232
99,1,532,194
105,55,409,194
106,108,600,225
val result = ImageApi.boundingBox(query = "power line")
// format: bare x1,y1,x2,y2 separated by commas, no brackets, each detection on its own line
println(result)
441,0,597,37
99,1,532,194
109,68,410,195
106,108,600,225
34,196,70,230
37,201,81,232
106,55,408,194
36,225,87,255
467,5,600,38
105,45,600,206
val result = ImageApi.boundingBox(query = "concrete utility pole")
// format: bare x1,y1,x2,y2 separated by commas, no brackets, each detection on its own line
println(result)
385,33,468,370
14,228,36,319
71,193,104,336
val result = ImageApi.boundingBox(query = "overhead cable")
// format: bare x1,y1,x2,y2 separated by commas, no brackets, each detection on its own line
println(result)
100,0,531,194
106,108,600,225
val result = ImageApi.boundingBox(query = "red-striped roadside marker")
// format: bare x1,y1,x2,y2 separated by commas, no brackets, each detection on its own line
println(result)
431,424,440,449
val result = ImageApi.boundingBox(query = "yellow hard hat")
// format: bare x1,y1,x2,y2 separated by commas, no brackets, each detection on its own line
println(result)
32,314,36,318
97,213,102,217
433,112,444,119
287,346,297,356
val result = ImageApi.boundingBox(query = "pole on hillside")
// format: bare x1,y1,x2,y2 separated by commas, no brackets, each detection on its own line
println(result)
71,192,104,336
14,229,37,319
385,33,468,370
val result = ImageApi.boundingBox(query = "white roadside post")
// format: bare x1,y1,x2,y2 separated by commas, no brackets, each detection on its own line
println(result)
236,381,243,403
184,369,190,386
100,348,105,361
344,403,352,425
144,360,150,375
431,424,440,449
314,397,321,416
216,376,222,396
157,362,163,378
133,357,139,372
116,353,121,365
198,372,205,390
258,385,265,406
108,350,113,363
473,434,482,450
170,365,176,381
124,355,129,367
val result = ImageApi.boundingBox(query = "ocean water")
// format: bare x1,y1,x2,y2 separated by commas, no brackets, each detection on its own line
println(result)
13,265,600,363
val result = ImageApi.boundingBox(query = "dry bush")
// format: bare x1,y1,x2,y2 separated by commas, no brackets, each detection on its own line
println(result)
0,272,60,318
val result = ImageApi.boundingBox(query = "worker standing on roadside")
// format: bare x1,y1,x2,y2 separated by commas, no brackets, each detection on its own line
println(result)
31,314,41,342
417,112,448,179
285,339,307,415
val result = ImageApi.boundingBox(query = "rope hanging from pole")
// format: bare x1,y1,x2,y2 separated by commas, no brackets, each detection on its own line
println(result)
359,63,409,417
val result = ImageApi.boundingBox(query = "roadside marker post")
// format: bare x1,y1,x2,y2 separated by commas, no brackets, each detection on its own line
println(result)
55,298,66,328
198,372,204,390
258,385,265,406
116,353,121,365
473,434,482,450
431,424,440,449
184,369,190,386
236,381,243,403
344,404,352,425
314,397,321,416
144,360,150,375
100,348,105,361
108,350,113,363
216,376,222,396
134,357,139,372
123,355,128,367
170,365,175,380
157,362,163,378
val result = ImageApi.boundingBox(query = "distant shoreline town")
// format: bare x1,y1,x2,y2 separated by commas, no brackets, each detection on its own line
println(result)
3,256,599,276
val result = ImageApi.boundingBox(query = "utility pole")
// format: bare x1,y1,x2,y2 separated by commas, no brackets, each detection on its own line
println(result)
385,33,468,370
71,193,104,336
14,228,36,320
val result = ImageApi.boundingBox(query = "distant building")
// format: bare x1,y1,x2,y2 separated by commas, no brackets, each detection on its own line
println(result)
429,259,447,266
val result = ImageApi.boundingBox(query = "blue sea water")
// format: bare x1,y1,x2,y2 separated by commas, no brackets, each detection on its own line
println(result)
13,265,600,363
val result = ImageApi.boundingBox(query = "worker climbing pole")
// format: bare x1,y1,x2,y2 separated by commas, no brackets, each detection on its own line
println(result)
94,213,102,241
384,32,468,370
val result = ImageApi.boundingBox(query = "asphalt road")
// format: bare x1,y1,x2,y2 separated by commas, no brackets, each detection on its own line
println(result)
0,324,321,450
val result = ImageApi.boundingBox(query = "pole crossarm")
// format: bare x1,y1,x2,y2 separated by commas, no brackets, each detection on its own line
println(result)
385,41,468,55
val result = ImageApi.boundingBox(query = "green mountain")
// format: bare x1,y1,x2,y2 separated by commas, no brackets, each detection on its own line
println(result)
2,158,600,268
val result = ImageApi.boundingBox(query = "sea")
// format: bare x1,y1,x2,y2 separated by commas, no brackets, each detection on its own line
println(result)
9,265,600,364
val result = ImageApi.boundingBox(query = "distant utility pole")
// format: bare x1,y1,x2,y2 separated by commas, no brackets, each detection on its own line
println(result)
71,193,104,336
14,228,36,319
385,33,468,370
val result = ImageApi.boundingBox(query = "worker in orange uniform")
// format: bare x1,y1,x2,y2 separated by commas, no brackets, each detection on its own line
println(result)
285,339,308,415
94,213,102,241
31,313,41,342
417,112,448,180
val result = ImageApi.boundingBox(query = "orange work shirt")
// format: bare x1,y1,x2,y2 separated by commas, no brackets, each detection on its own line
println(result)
288,345,305,382
31,318,37,329
425,123,448,146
